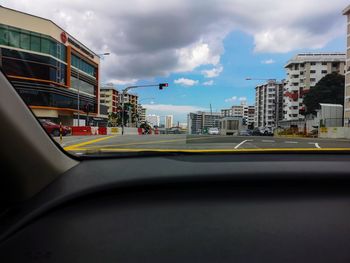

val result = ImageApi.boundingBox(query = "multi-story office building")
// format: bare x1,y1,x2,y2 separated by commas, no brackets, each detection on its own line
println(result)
344,5,350,124
165,115,174,129
221,102,255,127
187,111,221,134
146,114,160,128
284,53,346,121
0,6,100,125
100,87,120,114
255,80,284,128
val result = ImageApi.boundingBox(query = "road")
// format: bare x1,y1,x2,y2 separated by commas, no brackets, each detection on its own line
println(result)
54,134,350,154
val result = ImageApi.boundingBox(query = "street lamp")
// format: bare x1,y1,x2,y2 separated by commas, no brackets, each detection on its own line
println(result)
245,77,276,81
97,52,110,57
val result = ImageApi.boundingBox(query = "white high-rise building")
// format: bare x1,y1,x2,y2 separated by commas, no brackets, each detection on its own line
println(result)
165,115,173,129
146,114,160,127
284,53,346,121
255,80,285,129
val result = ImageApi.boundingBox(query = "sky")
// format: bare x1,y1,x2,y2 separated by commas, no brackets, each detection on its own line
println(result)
1,0,348,123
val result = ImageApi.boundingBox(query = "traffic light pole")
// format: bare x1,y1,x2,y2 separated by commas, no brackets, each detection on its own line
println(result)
121,84,168,135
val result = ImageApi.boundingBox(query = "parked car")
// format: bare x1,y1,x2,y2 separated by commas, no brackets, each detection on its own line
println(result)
39,119,71,136
208,127,220,135
239,129,252,136
252,127,273,136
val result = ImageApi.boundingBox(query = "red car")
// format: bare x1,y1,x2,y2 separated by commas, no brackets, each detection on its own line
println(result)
39,119,71,137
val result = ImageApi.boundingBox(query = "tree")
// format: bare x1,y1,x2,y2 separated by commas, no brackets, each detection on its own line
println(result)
303,73,345,115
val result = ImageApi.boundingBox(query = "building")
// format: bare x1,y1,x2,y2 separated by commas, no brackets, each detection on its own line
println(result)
0,6,100,126
100,86,120,114
165,115,173,129
283,53,346,121
344,5,350,124
187,111,221,134
120,92,138,124
219,117,244,136
146,114,160,127
137,104,147,124
221,102,255,127
255,80,284,129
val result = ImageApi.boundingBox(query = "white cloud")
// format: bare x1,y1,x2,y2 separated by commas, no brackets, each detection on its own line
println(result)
239,97,247,101
225,96,237,103
2,0,348,82
174,78,199,86
261,59,275,64
201,65,223,78
105,78,138,86
203,80,214,86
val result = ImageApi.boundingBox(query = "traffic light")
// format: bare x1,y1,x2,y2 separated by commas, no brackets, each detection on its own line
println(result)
159,83,168,90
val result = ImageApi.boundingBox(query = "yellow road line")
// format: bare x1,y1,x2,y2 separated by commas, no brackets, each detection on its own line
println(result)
66,148,350,153
64,136,116,151
80,136,219,149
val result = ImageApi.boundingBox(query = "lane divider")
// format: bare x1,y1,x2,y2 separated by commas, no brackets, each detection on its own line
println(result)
64,136,116,151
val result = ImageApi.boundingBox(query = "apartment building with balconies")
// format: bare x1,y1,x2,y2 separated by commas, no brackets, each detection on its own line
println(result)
283,53,346,121
100,87,120,114
255,80,284,129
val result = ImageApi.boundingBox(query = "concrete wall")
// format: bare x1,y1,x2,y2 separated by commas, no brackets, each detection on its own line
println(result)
319,127,350,139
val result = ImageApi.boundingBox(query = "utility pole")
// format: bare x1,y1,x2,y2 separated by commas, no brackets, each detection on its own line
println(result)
210,103,213,128
121,83,168,135
77,57,80,126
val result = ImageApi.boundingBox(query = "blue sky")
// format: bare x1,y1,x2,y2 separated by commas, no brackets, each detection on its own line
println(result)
131,31,347,123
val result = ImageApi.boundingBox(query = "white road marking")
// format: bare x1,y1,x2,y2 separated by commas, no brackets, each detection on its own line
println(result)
315,143,321,149
285,141,298,144
262,140,275,143
235,140,252,149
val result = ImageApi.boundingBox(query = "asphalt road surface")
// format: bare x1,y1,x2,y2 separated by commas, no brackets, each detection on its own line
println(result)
54,134,350,155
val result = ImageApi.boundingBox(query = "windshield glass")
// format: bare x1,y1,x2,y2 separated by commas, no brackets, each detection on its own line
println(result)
1,1,350,155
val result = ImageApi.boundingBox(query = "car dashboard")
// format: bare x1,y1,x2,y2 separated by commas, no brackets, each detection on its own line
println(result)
1,153,350,262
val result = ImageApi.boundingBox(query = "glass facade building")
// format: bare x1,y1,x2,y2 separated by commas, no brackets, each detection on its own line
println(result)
0,6,100,125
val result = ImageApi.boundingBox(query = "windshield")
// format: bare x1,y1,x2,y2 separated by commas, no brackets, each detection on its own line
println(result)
1,1,350,155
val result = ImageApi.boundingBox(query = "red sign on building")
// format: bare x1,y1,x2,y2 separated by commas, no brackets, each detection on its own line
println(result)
60,32,67,43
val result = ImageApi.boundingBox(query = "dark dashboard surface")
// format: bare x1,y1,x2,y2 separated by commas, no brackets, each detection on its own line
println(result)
1,153,350,262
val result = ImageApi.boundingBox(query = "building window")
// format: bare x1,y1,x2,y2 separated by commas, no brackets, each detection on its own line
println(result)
322,62,327,66
71,54,96,77
310,78,316,82
0,25,9,45
71,76,95,96
8,29,20,48
310,70,316,74
30,33,41,52
41,37,50,54
321,70,327,74
20,31,30,50
311,62,316,66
